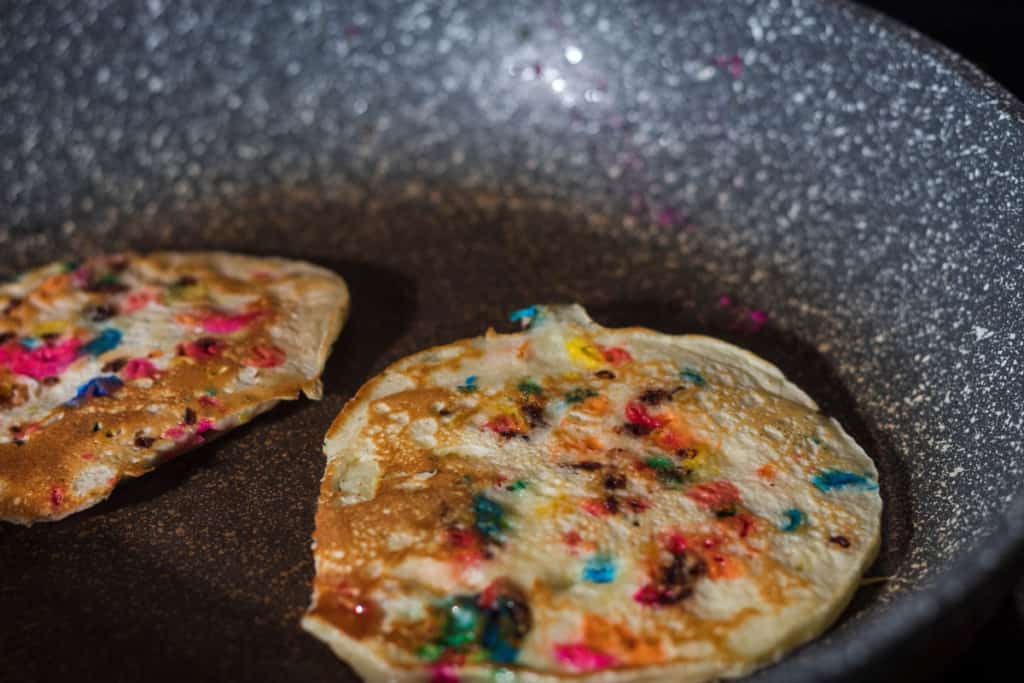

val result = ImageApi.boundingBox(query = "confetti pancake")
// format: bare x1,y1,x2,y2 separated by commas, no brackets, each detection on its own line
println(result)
0,251,349,524
304,305,881,682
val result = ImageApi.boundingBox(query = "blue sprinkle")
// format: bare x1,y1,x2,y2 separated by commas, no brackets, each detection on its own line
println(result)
680,368,706,387
66,376,124,408
457,375,478,393
582,553,617,584
812,470,878,493
473,494,507,545
482,623,519,664
780,509,805,532
509,305,538,323
509,305,543,329
19,337,40,350
83,328,122,356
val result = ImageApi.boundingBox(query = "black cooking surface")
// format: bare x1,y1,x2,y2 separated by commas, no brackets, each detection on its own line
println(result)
1,2,1023,682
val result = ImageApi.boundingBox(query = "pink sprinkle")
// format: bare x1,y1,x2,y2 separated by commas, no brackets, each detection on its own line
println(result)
199,311,262,334
717,295,733,308
748,310,768,332
714,54,744,79
122,358,159,380
119,288,158,314
553,643,618,672
195,419,215,435
430,665,459,683
0,338,83,380
163,425,187,442
50,486,65,509
198,395,221,409
655,207,677,227
81,452,95,461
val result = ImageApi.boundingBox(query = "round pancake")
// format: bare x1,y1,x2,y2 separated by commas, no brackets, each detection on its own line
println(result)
304,305,881,682
0,251,349,524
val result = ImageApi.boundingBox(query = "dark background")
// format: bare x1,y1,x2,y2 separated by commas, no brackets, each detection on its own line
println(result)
854,1,1024,680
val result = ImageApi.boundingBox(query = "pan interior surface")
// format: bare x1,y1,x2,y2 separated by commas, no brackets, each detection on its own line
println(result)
1,1,1023,682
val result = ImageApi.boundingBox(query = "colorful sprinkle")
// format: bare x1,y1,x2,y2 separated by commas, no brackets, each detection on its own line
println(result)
178,338,224,360
473,494,508,545
563,387,598,404
457,375,479,393
83,328,122,356
553,643,618,672
119,288,158,313
582,553,616,584
600,346,633,366
121,358,159,380
624,401,665,432
242,344,286,368
516,379,542,396
508,305,539,326
680,368,706,387
198,310,263,334
748,310,768,333
686,481,741,511
812,470,878,493
565,337,604,369
780,509,805,532
50,486,65,509
506,480,528,492
66,376,124,407
0,337,83,380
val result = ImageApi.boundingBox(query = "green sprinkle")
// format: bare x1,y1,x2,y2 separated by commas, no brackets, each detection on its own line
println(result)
517,379,542,396
644,455,675,471
205,388,218,396
507,480,528,492
564,387,598,404
417,643,444,662
680,368,707,387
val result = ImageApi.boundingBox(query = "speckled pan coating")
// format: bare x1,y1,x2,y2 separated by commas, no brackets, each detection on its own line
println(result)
0,1,1021,682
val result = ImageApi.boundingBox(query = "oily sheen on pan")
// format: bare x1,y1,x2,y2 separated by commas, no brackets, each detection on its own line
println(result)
304,305,881,682
0,251,348,524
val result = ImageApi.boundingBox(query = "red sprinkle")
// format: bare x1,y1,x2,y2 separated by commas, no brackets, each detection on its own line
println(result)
178,338,224,360
242,344,286,368
119,289,158,314
198,395,221,409
601,346,633,366
563,530,582,547
624,401,664,431
50,486,65,508
687,481,741,511
483,414,522,438
121,358,159,380
81,452,94,461
582,499,614,517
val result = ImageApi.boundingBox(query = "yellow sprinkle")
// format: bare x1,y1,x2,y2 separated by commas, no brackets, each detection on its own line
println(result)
32,320,69,337
565,337,604,369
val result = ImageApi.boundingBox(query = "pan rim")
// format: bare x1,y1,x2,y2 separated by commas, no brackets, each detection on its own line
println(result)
750,0,1024,679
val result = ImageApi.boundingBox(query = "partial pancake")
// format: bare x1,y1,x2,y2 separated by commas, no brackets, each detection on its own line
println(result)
0,251,349,524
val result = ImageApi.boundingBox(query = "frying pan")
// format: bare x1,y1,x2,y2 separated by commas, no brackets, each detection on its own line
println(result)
1,1,1022,681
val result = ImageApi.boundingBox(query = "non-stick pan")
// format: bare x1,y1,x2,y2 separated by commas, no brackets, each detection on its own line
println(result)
1,1,1022,681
